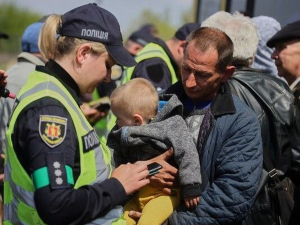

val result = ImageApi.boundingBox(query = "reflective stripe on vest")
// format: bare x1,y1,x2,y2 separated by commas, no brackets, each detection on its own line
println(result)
122,43,178,85
4,71,123,224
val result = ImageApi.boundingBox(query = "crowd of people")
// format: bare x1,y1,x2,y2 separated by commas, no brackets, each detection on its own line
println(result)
0,2,300,225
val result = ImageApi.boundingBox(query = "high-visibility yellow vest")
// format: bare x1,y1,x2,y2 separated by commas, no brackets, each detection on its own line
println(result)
122,42,178,85
4,70,125,225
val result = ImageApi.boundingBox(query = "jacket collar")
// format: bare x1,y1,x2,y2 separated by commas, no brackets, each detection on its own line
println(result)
165,81,236,117
36,59,82,106
17,52,45,66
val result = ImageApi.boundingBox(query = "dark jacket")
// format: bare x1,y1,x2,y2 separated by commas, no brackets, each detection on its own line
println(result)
166,81,263,224
291,80,300,111
108,94,202,197
130,38,179,92
228,67,300,225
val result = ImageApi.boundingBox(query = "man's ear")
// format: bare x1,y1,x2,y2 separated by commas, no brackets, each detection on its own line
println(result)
133,114,144,126
76,44,91,66
178,40,186,54
222,65,235,82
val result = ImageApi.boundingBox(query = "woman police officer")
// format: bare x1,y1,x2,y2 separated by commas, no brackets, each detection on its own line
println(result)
4,3,149,225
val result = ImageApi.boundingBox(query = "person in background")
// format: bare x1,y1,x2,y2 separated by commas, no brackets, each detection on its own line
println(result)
1,21,46,136
0,21,46,221
122,22,200,92
125,26,156,57
3,3,150,225
108,78,201,224
251,16,281,76
202,11,300,225
139,23,159,38
0,32,9,223
267,20,300,109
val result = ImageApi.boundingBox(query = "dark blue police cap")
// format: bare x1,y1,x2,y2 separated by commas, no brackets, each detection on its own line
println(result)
58,3,136,67
267,20,300,48
175,23,201,41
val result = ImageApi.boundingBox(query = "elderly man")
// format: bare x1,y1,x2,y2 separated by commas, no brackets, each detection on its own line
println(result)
127,26,263,225
267,20,300,108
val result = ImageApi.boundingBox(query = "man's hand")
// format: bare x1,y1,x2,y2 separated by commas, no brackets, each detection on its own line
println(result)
150,160,178,195
134,149,178,195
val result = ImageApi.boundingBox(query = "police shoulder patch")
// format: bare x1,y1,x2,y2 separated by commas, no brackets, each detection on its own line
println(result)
39,115,67,148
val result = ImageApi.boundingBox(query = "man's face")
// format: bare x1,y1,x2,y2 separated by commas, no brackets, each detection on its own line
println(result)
124,39,143,56
181,42,227,102
271,39,300,83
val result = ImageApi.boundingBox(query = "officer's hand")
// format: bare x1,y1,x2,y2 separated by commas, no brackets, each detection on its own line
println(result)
80,103,107,126
111,163,149,195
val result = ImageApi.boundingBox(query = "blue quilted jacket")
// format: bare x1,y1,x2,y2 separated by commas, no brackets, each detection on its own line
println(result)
166,82,263,225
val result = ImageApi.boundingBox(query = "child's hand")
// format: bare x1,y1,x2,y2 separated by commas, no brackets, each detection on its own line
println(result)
184,196,200,209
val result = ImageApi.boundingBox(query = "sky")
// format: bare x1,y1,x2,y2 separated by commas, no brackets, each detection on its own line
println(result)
6,0,194,33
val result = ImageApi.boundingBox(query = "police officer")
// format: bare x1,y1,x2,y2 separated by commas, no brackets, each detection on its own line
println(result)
125,27,156,57
4,4,149,225
122,22,200,93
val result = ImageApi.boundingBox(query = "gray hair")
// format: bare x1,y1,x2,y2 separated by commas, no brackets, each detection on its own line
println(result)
202,11,259,66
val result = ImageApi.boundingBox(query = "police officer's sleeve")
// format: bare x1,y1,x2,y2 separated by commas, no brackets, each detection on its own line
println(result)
132,57,172,91
15,98,127,225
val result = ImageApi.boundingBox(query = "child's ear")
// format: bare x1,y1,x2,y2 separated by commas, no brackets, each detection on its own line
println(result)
133,114,144,126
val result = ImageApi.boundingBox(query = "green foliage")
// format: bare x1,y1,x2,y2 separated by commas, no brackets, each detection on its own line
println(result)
181,8,196,24
0,3,42,53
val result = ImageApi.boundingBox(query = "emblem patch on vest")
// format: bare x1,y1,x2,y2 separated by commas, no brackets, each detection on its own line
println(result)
39,115,67,148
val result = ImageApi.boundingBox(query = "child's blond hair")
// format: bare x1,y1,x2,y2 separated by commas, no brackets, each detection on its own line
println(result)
110,78,158,121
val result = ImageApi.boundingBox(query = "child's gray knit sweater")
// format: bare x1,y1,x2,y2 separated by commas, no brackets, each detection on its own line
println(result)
107,94,202,197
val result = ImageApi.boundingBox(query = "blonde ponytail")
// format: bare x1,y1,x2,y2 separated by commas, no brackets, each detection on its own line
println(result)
38,14,61,60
